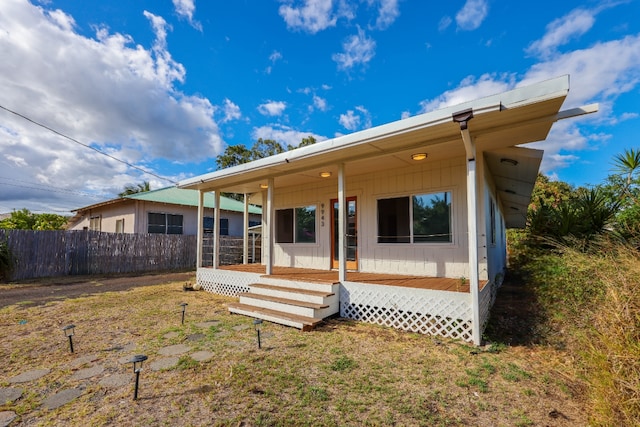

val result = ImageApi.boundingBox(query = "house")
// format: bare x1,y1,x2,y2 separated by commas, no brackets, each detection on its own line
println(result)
177,75,597,344
68,186,262,237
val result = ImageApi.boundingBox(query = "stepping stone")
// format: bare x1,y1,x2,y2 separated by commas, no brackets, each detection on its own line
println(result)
0,411,17,427
9,369,50,384
158,344,190,356
163,332,180,339
70,365,104,381
196,321,220,328
150,357,179,371
42,388,82,410
186,333,205,342
69,354,100,369
0,388,22,404
122,343,137,352
99,374,130,388
226,341,246,348
232,325,250,331
191,351,214,362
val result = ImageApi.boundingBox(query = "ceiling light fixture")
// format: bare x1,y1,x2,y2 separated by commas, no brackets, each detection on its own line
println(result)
411,153,428,161
500,158,518,166
259,184,269,189
319,172,332,178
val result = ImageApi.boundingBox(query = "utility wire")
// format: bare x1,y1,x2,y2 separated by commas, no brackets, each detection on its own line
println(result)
0,104,178,184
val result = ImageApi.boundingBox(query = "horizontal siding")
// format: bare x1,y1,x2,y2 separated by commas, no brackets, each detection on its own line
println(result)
272,158,471,278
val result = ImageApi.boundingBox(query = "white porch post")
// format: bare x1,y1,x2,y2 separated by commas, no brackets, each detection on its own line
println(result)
213,190,221,269
466,159,481,345
454,108,481,345
265,178,274,275
338,163,346,282
196,190,204,269
243,193,249,264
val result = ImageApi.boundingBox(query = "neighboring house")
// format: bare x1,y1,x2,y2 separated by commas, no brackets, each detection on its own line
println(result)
68,187,262,236
178,76,597,344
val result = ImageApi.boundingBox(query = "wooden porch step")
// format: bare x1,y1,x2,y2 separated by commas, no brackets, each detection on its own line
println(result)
250,283,335,298
227,302,322,331
238,292,329,310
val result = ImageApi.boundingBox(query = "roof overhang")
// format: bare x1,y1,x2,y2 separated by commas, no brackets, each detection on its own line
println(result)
178,75,595,228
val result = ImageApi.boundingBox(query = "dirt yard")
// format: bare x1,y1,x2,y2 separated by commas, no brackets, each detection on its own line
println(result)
0,271,195,309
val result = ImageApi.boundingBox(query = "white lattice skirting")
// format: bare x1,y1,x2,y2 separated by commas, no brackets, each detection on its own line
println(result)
340,282,474,342
197,268,261,297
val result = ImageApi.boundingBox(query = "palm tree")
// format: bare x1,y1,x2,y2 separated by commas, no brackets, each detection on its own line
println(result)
119,181,151,197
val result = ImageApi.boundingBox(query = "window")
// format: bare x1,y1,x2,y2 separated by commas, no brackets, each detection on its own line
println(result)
148,213,183,234
203,217,229,235
115,219,124,233
89,215,101,231
377,191,451,243
276,206,316,243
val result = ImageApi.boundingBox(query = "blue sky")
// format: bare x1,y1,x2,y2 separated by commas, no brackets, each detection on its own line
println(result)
0,0,638,214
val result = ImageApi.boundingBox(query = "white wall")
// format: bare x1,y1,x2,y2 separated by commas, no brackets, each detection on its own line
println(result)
272,157,474,279
70,201,259,237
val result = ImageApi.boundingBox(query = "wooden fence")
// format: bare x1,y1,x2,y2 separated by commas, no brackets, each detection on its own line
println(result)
0,230,257,281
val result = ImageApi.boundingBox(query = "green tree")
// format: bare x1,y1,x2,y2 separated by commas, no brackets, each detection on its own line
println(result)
0,208,36,229
251,138,285,159
119,181,151,197
0,209,68,230
215,144,254,169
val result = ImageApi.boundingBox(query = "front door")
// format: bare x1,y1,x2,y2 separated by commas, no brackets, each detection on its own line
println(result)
331,197,357,270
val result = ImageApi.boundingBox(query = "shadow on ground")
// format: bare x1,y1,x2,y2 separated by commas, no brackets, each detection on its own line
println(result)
483,270,548,346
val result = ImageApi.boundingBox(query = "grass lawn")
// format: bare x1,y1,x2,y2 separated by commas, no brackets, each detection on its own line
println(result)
0,276,586,426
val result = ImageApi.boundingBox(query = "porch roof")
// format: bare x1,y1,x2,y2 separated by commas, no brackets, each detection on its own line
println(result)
178,75,592,228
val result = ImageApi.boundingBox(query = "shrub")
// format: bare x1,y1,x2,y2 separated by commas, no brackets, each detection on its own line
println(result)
0,239,14,281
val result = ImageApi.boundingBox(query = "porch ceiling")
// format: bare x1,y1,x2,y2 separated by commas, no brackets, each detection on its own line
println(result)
179,76,570,198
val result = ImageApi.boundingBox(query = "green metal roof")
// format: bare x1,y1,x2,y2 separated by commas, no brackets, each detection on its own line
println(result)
126,186,261,214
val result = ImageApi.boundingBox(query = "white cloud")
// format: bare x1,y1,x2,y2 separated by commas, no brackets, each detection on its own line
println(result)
369,0,400,30
258,100,287,116
266,50,283,74
438,16,452,32
313,95,328,112
332,27,376,71
415,27,640,177
0,0,223,212
418,74,514,112
455,0,488,31
221,98,241,122
252,124,326,148
172,0,202,31
526,8,595,59
339,106,371,131
279,0,338,34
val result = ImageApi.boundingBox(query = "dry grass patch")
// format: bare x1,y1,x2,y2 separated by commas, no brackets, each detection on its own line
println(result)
1,278,586,426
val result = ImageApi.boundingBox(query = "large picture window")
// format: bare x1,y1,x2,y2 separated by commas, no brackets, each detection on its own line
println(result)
276,206,316,243
148,213,183,234
377,191,451,243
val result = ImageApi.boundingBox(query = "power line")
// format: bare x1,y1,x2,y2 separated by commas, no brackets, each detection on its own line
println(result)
0,178,103,199
0,104,178,184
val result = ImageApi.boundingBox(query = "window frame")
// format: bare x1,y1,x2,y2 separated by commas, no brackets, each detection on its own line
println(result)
377,190,453,244
147,212,184,235
275,205,317,244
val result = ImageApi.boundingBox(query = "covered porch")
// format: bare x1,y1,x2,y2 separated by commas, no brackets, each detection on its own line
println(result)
196,265,493,342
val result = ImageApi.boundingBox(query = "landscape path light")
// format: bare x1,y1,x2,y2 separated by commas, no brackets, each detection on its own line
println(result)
129,354,148,400
62,324,75,353
179,302,188,325
254,318,263,349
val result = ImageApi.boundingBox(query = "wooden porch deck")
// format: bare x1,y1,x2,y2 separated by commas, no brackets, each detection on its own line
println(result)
218,264,487,293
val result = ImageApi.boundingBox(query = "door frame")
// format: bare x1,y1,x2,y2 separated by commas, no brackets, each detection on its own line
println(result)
330,196,358,270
